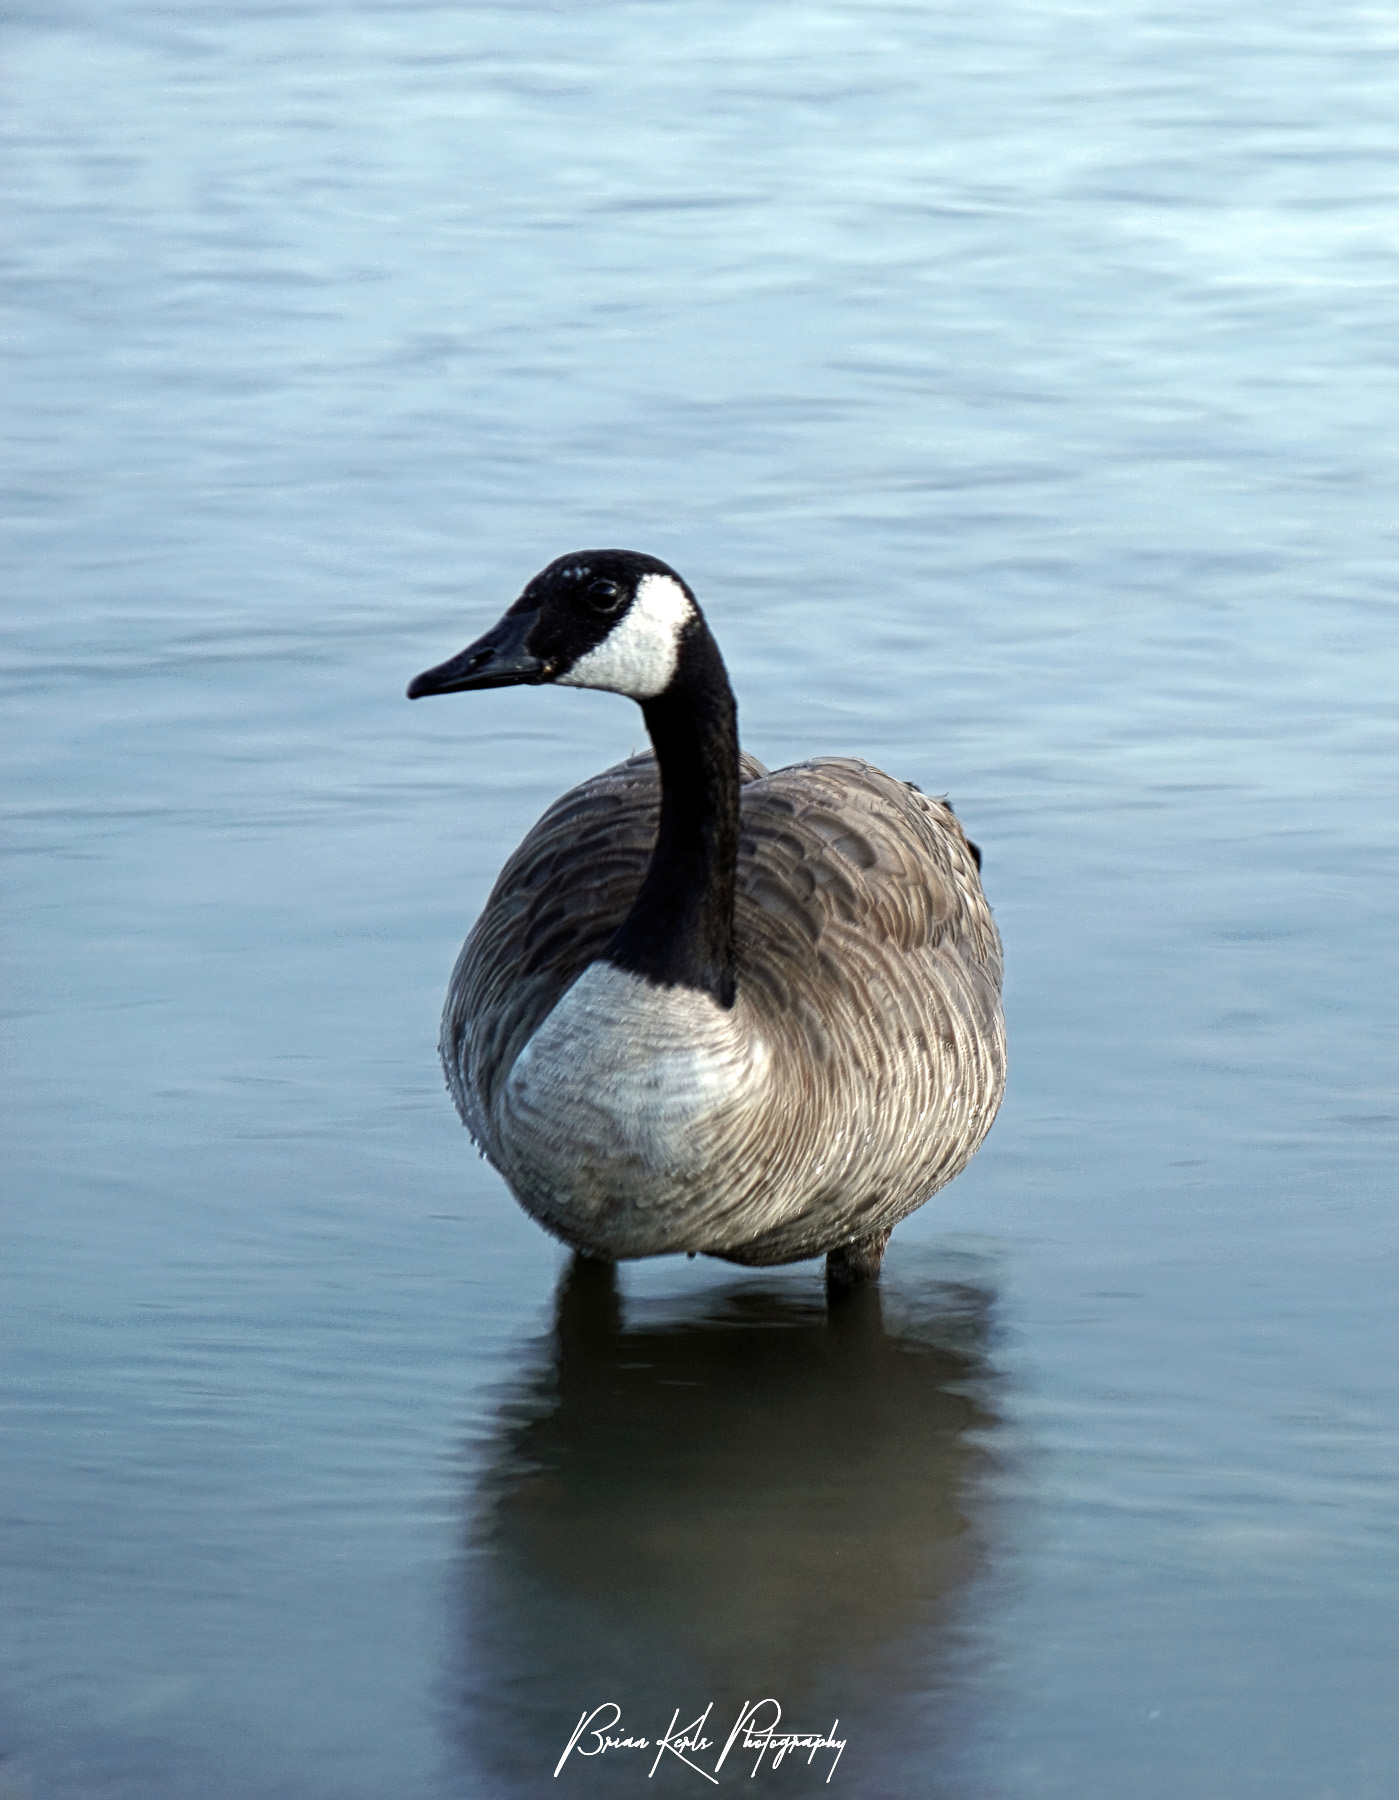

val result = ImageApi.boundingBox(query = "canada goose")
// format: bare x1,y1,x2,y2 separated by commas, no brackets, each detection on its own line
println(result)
407,550,1005,1290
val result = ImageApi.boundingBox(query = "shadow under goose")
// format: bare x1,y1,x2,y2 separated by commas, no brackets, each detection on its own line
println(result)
449,1251,1007,1796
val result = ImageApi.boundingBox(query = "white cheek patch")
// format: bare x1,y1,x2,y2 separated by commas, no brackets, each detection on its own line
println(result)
558,572,693,700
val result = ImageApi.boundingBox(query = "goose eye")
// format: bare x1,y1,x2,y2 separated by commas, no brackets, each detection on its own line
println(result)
585,578,624,613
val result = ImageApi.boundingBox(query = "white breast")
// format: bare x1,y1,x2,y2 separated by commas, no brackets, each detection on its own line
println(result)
492,961,769,1257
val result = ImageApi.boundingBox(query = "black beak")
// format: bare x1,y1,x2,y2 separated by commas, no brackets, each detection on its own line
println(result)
406,608,549,699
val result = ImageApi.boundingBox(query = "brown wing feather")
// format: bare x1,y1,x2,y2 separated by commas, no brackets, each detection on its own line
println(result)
723,757,1004,1262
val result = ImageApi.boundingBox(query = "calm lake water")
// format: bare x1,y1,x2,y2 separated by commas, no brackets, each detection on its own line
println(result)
4,2,1398,1795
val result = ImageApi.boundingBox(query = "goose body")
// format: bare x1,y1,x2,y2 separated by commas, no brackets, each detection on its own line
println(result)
409,551,1005,1285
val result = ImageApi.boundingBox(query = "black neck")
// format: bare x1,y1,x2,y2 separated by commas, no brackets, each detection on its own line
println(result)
603,627,739,1007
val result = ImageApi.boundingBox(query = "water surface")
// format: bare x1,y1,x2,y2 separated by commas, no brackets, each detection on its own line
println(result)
4,2,1398,1796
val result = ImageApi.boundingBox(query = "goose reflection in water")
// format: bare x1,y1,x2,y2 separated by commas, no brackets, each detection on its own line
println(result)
449,1250,1006,1796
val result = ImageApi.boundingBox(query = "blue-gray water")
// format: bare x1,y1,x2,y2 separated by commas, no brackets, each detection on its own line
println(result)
4,3,1398,1796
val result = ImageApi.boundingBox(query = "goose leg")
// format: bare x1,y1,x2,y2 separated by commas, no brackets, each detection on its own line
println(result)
825,1228,892,1295
554,1251,622,1345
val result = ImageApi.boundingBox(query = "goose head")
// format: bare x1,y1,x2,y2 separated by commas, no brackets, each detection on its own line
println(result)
406,550,700,704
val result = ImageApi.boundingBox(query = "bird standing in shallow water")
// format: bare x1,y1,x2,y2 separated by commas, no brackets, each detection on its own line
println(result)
407,550,1005,1292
